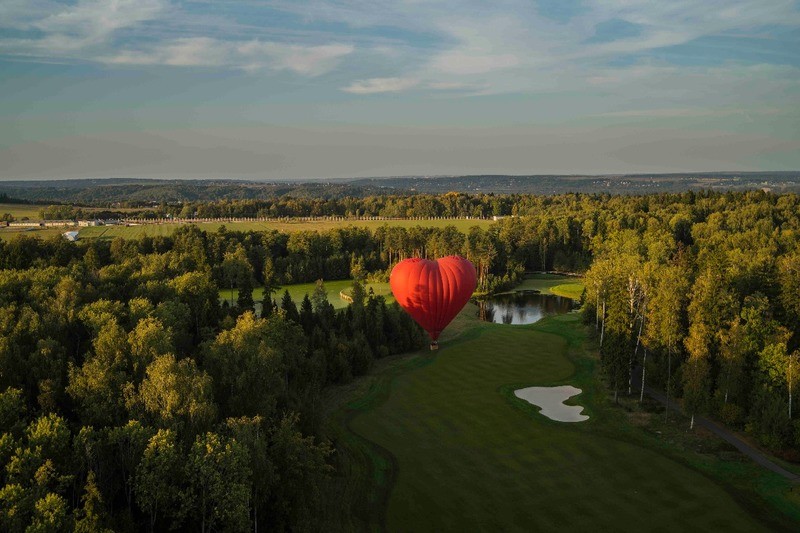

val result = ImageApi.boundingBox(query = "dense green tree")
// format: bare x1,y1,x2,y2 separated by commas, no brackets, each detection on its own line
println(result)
73,471,112,533
778,249,800,332
267,413,332,531
135,354,216,432
108,421,153,508
0,387,27,436
27,492,69,533
127,318,172,382
134,429,182,532
644,260,690,419
221,245,254,311
225,416,273,533
67,321,130,426
169,272,220,340
182,432,250,533
204,312,303,419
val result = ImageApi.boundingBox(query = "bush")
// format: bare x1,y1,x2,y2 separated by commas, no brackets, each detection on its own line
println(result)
719,402,744,427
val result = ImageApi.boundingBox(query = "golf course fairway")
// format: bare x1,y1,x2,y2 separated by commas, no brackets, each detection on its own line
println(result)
338,312,791,531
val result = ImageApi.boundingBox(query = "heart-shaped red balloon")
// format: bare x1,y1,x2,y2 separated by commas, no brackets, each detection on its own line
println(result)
390,256,477,341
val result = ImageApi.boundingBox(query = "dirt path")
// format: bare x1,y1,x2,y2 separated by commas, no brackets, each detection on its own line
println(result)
635,371,800,482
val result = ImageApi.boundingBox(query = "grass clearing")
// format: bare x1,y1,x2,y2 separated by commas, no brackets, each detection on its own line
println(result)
324,309,798,531
503,273,585,300
219,279,394,311
0,227,67,242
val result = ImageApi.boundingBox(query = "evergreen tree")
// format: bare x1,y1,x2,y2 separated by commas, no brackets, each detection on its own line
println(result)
299,294,314,334
280,291,300,323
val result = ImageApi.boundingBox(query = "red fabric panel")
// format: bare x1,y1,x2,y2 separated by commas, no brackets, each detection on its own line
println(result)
389,256,477,341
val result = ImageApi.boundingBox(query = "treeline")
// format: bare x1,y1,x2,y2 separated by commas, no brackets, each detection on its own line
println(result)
0,193,31,205
582,193,800,451
5,174,800,207
38,188,783,222
0,227,424,531
168,192,515,219
35,192,516,220
37,205,125,222
0,181,387,205
0,215,589,295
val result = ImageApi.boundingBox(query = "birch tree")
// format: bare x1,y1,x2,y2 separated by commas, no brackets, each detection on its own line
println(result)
645,261,689,419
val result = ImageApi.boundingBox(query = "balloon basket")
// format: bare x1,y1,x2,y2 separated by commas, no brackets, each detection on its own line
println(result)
430,342,439,351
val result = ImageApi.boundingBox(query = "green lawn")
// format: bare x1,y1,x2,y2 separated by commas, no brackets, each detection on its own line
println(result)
0,227,67,242
79,224,182,240
324,310,797,531
79,218,494,240
502,273,585,300
219,279,394,310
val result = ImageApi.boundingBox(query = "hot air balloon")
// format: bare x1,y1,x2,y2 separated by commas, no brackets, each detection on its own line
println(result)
390,256,477,349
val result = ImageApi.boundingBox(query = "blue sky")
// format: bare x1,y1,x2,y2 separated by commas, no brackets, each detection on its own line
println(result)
0,0,799,179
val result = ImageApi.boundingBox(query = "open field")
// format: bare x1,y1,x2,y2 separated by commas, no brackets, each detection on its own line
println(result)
78,218,494,240
2,217,494,241
0,227,67,241
0,203,44,220
323,310,799,531
79,224,184,240
219,279,394,311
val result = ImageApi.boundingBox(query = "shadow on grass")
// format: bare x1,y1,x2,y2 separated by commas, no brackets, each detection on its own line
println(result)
323,310,800,531
516,313,800,531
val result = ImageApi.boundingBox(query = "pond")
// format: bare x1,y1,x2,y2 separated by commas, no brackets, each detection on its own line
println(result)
478,291,576,325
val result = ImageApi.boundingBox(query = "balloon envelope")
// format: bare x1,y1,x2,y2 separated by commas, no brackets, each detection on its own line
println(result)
389,256,477,341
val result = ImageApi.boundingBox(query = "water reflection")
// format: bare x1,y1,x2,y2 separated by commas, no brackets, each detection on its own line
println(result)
479,292,575,325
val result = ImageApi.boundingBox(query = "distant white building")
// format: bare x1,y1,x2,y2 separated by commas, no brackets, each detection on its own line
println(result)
78,219,103,227
63,231,80,241
9,221,43,227
43,220,76,227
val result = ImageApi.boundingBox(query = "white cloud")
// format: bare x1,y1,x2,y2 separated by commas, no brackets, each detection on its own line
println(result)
105,37,226,67
264,0,800,97
0,0,355,76
1,0,799,100
342,77,420,94
0,0,166,56
102,38,353,74
428,81,477,90
430,52,519,75
236,42,354,75
34,0,165,38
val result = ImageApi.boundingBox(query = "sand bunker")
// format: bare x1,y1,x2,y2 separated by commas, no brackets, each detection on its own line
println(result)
514,385,588,422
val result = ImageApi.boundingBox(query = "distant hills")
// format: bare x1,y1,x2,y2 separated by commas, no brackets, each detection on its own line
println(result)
1,172,798,205
351,172,800,194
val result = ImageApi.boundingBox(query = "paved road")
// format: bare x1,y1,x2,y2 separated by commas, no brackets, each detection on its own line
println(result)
633,369,800,482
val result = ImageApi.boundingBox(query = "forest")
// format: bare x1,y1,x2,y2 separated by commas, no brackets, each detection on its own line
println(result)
0,189,799,530
2,172,799,206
